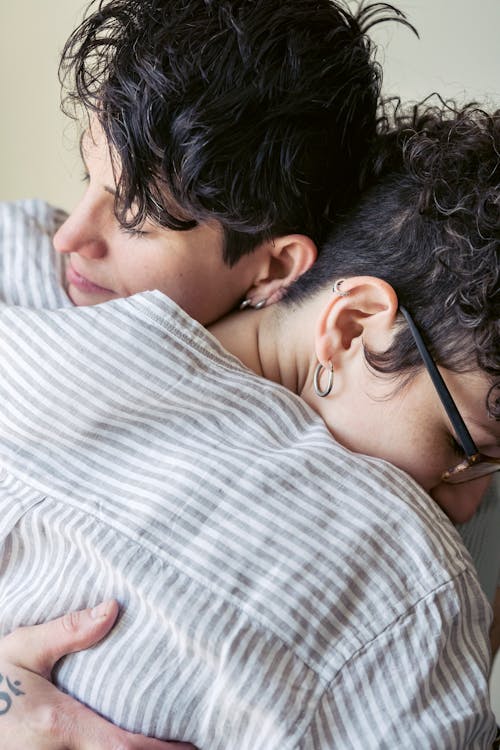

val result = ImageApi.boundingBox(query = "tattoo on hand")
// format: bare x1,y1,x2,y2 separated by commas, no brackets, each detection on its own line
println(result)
0,673,25,716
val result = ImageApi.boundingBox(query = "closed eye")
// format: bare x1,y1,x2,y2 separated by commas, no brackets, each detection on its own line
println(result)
119,225,149,238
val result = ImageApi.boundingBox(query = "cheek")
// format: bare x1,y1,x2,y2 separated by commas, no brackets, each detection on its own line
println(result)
120,253,215,320
430,475,493,524
117,248,185,294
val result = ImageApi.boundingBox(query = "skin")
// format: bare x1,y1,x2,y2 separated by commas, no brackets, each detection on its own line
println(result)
53,124,500,517
210,276,499,521
52,124,302,325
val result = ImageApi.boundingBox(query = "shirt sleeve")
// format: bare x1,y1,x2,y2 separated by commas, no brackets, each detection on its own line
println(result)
297,570,496,750
0,199,70,308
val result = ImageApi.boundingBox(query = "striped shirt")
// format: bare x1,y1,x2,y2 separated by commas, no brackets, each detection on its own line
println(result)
0,200,496,748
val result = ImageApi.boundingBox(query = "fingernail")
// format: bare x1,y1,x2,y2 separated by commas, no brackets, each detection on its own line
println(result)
90,600,112,620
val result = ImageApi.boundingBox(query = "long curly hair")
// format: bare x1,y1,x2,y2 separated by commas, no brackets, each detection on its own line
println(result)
286,99,500,416
59,0,414,264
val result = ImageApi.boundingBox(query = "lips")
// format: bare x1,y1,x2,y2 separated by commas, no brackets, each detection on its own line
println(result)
66,261,115,294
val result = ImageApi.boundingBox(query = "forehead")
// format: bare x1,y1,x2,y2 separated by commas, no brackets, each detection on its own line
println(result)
79,123,116,180
79,120,196,226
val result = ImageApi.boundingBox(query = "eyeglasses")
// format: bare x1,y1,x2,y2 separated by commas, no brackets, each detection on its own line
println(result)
399,306,500,484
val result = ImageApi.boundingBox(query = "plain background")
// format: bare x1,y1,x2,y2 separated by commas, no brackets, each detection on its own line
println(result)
0,0,499,723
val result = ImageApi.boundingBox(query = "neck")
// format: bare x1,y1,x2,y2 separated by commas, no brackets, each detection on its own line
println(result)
207,293,358,465
207,295,328,400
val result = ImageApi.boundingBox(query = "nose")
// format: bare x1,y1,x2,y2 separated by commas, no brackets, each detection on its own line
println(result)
53,196,108,260
430,475,493,524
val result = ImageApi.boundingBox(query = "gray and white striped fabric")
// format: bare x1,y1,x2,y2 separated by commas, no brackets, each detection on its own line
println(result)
3,199,499,598
0,200,496,748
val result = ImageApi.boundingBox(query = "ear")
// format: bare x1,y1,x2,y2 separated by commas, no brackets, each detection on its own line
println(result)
245,235,317,306
315,276,399,367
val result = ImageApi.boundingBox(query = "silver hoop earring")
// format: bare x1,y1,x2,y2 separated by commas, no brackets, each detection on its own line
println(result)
333,279,350,297
239,297,268,311
313,362,334,397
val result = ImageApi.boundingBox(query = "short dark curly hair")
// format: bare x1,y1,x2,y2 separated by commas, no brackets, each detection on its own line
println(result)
285,100,500,416
59,0,413,265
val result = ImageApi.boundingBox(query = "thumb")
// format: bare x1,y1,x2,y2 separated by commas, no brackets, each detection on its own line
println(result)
0,600,119,678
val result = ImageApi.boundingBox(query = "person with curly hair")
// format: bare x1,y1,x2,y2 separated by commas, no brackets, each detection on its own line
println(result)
0,102,498,748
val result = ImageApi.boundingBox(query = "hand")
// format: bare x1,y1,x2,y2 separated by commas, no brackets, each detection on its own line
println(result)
0,600,196,749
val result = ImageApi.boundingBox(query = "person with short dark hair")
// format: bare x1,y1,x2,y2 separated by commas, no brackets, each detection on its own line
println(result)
0,102,498,748
0,2,422,746
54,0,410,321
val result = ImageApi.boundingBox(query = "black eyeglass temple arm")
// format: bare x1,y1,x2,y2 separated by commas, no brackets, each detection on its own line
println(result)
399,306,478,458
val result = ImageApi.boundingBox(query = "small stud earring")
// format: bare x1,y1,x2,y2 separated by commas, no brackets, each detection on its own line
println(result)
333,279,350,297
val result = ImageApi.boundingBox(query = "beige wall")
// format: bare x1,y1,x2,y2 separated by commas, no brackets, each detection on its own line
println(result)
1,0,499,719
0,1,87,208
368,0,500,105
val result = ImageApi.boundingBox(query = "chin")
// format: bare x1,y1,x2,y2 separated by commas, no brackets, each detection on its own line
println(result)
431,476,492,525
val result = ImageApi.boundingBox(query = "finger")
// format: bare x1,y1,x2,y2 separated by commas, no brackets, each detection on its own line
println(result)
1,600,119,677
130,741,196,749
131,740,196,750
101,734,196,750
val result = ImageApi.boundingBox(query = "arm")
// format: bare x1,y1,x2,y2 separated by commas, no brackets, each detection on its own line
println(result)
0,601,196,750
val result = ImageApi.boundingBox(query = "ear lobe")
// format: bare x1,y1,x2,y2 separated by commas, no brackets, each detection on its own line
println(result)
245,235,317,307
315,276,399,367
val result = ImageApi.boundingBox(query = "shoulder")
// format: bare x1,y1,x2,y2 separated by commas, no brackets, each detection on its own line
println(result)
0,199,69,307
0,199,66,238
